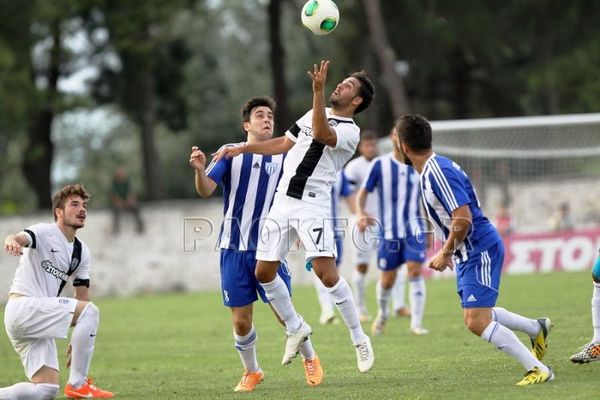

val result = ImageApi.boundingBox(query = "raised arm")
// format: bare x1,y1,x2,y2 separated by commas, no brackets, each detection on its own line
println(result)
4,232,30,256
212,136,295,162
308,60,337,147
189,146,218,197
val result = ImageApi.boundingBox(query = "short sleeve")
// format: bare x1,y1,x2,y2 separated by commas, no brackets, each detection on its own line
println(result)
23,223,51,249
428,164,470,213
344,160,360,192
206,156,231,186
332,124,360,154
73,243,91,281
362,159,381,193
285,110,311,143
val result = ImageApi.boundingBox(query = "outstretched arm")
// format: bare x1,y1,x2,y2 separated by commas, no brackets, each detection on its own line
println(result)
4,232,29,256
308,60,337,147
212,136,295,162
189,146,218,197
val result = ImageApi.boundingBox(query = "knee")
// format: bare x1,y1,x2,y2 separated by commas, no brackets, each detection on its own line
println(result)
357,264,368,274
232,316,253,336
255,263,277,283
464,315,489,336
82,302,100,325
38,383,60,400
380,274,395,290
407,263,423,279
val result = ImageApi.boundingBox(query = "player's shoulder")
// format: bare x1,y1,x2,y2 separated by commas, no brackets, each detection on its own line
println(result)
24,222,55,237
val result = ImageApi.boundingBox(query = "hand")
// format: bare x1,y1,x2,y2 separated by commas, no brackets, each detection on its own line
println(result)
428,249,454,272
357,213,376,232
66,343,72,368
307,60,330,93
211,145,244,162
4,238,23,256
189,146,207,171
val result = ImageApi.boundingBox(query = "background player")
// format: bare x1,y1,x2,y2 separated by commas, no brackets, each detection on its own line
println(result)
213,60,376,373
396,115,554,386
356,129,428,337
1,184,113,400
570,250,600,363
189,96,322,391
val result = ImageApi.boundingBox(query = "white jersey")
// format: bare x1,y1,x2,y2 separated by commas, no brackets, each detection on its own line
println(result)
9,223,91,298
344,155,379,217
277,108,360,204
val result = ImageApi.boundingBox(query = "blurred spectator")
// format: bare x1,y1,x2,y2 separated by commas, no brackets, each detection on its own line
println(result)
548,202,575,232
495,204,515,237
110,167,145,234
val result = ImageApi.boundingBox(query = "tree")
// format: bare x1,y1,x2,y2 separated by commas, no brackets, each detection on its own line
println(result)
268,0,291,131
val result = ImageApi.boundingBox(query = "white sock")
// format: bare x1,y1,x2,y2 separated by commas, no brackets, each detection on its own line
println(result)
409,277,426,329
592,283,600,343
492,307,539,337
392,268,406,311
481,321,548,372
0,382,59,400
313,274,334,315
68,303,99,388
299,338,316,360
329,277,367,345
376,280,391,320
261,275,302,333
352,270,368,314
234,326,259,373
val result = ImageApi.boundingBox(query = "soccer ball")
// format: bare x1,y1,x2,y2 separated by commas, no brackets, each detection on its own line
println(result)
301,0,339,36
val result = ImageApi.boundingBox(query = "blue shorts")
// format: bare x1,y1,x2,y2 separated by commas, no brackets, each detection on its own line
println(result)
220,249,292,308
377,236,426,271
335,237,343,267
456,241,504,308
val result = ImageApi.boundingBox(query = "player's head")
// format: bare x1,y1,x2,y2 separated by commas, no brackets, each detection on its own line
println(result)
52,183,90,229
241,96,276,141
358,130,378,160
329,71,375,115
394,114,432,166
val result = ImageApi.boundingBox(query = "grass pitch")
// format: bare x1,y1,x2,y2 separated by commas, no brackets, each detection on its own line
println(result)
1,270,597,399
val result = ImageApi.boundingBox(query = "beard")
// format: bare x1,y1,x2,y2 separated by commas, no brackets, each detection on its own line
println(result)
396,142,413,166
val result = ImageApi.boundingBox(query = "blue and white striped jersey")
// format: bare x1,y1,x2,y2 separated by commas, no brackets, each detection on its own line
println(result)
331,170,351,238
207,144,284,251
420,153,501,261
362,154,423,240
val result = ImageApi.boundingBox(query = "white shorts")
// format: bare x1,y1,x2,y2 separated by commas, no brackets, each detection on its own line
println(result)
350,216,380,265
257,193,337,262
4,296,78,379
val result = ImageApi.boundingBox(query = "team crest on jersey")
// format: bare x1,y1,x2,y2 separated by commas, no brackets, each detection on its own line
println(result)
328,120,338,127
70,258,79,269
264,162,278,175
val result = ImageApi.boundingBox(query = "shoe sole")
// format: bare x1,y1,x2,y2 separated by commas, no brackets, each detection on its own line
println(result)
282,329,312,365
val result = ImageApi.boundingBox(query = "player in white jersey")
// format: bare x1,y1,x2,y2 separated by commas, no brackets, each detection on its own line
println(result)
1,184,113,400
189,97,322,391
396,115,554,386
213,60,376,373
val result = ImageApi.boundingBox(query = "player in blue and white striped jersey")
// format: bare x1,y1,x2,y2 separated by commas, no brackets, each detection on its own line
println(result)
395,114,554,386
189,97,322,391
356,129,428,337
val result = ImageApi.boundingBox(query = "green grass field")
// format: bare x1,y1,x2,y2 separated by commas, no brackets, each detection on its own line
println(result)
1,271,597,399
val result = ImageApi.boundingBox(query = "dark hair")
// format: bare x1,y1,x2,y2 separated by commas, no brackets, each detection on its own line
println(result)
52,183,90,221
395,115,432,152
350,71,375,114
241,96,276,132
360,130,378,142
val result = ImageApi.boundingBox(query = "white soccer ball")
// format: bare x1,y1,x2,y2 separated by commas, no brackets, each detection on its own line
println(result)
301,0,340,36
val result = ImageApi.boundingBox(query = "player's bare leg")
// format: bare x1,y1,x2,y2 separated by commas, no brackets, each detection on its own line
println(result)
312,257,374,373
406,261,428,335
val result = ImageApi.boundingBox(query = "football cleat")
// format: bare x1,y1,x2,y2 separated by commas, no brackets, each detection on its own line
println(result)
64,378,114,398
359,313,372,323
319,311,339,325
282,318,312,365
570,342,600,364
234,369,264,392
355,336,375,373
371,315,386,336
303,355,324,386
395,307,411,318
530,317,552,360
516,366,554,386
411,327,430,336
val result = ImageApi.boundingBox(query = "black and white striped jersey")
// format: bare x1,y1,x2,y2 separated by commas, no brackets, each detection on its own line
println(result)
277,108,360,204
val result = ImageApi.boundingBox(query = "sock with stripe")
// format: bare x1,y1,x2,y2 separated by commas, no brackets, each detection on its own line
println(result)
234,326,259,373
409,277,426,329
492,307,539,337
329,277,367,345
481,321,548,372
392,268,407,312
